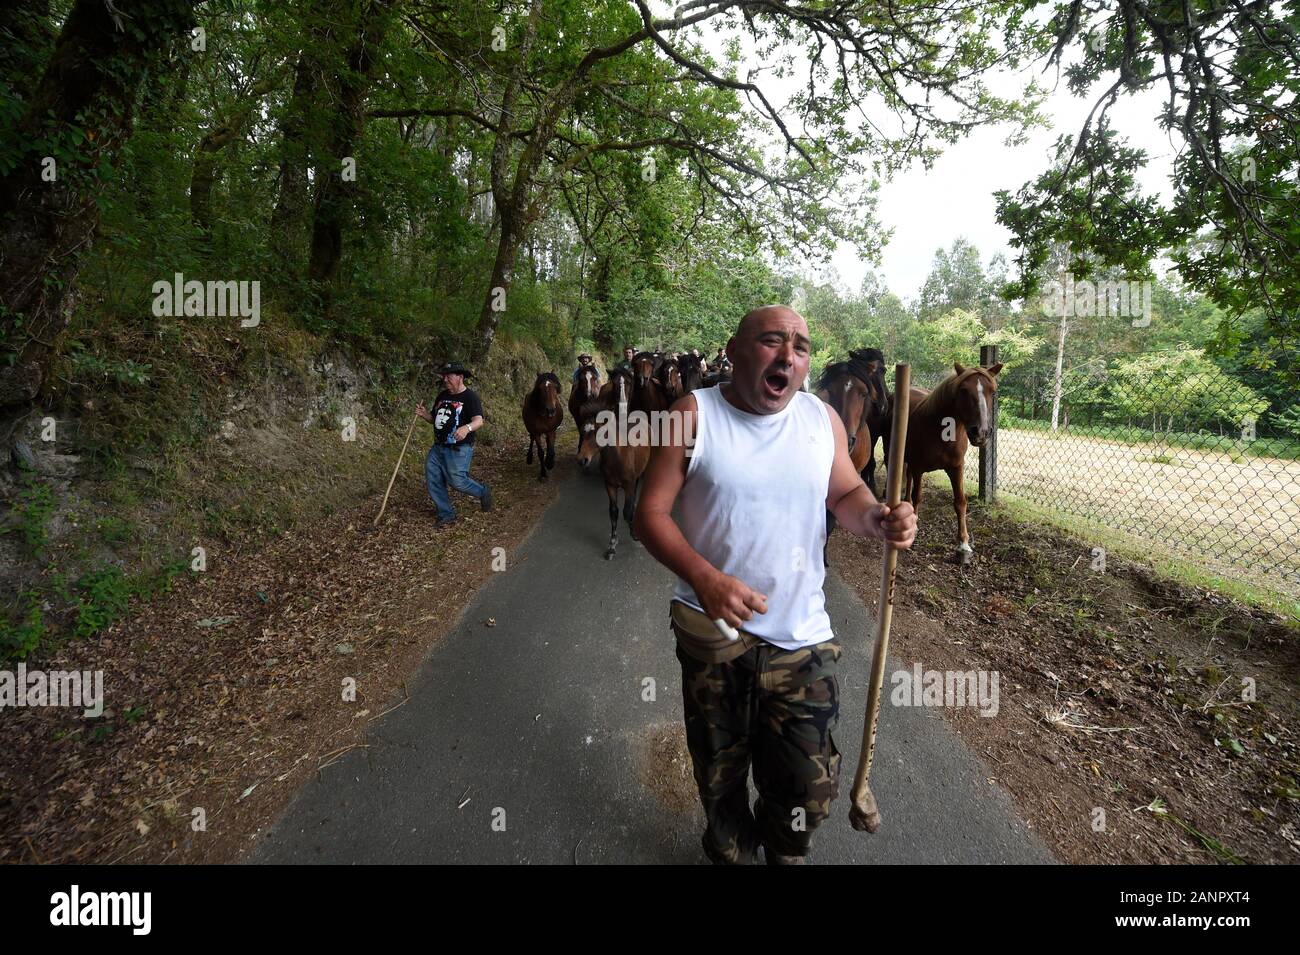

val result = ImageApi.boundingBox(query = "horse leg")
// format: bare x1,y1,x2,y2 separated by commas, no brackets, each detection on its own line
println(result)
863,436,880,498
526,434,535,464
625,476,639,540
910,467,924,512
604,483,620,560
545,428,556,470
946,465,972,564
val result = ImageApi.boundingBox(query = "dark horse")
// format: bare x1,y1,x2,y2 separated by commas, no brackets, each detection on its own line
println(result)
522,372,564,482
569,365,600,432
845,348,891,496
815,354,874,567
656,356,684,402
577,368,649,559
679,353,708,392
630,350,669,413
903,361,1002,564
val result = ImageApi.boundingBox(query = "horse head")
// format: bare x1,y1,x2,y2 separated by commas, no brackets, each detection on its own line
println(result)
576,413,602,470
656,358,683,401
534,372,561,415
951,362,1003,447
632,351,657,389
678,353,705,393
816,360,870,453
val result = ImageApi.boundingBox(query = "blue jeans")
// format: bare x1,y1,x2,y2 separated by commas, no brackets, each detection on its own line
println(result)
425,443,486,521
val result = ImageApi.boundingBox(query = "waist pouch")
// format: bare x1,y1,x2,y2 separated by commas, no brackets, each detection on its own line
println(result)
669,599,763,664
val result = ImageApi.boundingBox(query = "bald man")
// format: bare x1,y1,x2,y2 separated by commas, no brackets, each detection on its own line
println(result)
634,305,916,864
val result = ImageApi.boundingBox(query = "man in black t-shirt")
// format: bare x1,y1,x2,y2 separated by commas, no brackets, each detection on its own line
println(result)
416,361,492,527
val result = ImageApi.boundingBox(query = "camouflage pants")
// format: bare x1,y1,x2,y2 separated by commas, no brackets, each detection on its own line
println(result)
674,631,842,863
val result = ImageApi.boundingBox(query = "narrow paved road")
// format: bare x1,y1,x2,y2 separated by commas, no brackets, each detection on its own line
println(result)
254,470,1055,864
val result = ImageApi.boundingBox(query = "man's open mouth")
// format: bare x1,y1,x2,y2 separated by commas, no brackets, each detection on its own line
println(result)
763,370,790,398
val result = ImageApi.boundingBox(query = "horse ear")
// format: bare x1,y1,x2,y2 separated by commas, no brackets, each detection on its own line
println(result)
987,362,1004,377
954,362,965,375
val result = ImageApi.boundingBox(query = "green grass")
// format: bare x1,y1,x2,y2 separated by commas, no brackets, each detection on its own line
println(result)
992,495,1300,625
999,412,1300,461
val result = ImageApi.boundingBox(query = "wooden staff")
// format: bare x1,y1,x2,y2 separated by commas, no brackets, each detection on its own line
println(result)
849,362,911,833
374,412,420,526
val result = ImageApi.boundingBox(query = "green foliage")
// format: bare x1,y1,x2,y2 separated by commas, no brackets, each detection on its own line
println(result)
70,567,135,640
3,479,55,556
0,592,45,661
1105,348,1269,432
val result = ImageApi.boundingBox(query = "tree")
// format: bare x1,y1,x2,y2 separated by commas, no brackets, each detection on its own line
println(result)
918,238,992,320
1000,1,1300,370
381,0,1044,364
0,0,195,416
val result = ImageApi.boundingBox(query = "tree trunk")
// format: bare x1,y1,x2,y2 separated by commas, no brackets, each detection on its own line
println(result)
0,0,194,413
190,75,282,236
270,49,319,272
472,215,523,360
1050,312,1068,433
305,0,393,292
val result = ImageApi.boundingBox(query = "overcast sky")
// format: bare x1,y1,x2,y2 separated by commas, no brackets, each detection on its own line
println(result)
840,80,1175,302
678,5,1179,303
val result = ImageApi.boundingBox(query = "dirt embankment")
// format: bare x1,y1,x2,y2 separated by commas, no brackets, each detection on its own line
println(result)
1,323,589,862
830,492,1300,864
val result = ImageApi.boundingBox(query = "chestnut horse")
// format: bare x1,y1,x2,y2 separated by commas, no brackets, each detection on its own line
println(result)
904,361,1003,564
577,368,649,559
522,372,564,482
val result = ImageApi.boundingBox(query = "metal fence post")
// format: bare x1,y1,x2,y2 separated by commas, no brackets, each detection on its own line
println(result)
979,343,999,503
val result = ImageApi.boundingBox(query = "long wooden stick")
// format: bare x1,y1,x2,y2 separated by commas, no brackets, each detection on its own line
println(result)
849,363,911,833
374,413,420,526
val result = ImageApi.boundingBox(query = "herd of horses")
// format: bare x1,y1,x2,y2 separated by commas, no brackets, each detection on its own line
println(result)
520,348,1003,564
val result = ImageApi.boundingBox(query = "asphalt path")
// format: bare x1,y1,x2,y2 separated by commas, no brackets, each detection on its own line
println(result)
255,470,1056,864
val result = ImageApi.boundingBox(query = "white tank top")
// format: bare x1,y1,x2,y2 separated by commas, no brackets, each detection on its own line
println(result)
671,385,836,650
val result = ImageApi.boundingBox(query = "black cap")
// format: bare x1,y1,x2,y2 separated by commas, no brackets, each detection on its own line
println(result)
438,361,473,378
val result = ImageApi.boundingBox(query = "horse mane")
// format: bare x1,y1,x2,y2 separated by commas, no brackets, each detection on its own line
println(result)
655,356,680,384
914,366,996,415
815,360,852,392
528,372,562,410
846,348,884,384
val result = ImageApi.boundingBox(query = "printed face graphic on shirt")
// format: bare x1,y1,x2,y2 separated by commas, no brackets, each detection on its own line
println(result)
435,400,464,442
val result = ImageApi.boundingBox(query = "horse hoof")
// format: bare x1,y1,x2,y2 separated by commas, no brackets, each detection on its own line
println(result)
955,546,974,565
604,550,615,560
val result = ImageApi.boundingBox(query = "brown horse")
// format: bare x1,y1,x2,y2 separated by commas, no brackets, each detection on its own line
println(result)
569,366,600,430
679,353,708,392
522,372,564,482
814,356,876,568
815,360,874,473
656,357,684,402
903,361,1003,564
847,347,892,497
630,350,669,414
577,368,649,559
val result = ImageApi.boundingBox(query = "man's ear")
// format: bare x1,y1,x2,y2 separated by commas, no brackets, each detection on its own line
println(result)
954,362,966,375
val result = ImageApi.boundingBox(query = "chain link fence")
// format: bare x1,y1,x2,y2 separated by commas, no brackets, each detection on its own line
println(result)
969,353,1300,599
